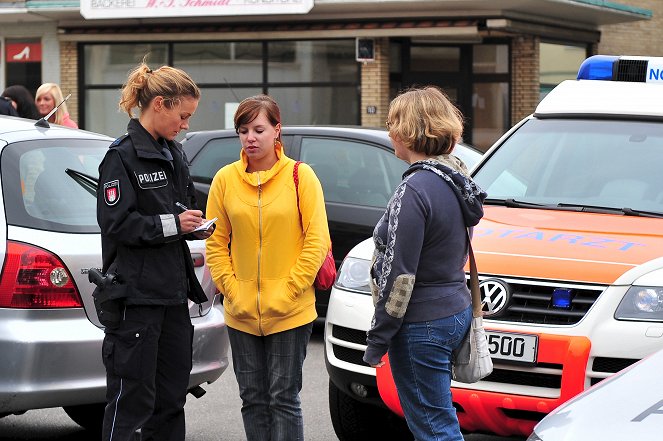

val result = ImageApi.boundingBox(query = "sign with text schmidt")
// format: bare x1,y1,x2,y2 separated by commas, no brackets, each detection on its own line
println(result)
80,0,313,19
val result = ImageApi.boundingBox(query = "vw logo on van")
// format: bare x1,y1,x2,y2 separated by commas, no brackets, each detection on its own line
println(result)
479,279,510,316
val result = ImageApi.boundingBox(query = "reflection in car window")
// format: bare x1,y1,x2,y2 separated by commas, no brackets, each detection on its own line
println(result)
473,119,663,212
2,140,109,233
189,137,242,182
189,135,295,182
300,137,407,208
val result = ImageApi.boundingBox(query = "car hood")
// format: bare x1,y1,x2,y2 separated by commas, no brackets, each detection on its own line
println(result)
532,347,663,440
474,207,663,285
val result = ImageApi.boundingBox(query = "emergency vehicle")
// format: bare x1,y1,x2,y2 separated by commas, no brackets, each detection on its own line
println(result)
324,55,663,439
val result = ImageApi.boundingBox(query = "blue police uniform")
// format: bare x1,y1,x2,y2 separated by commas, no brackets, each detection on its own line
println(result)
97,118,206,441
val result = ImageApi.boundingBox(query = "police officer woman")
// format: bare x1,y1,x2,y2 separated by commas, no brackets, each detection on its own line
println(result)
96,62,211,441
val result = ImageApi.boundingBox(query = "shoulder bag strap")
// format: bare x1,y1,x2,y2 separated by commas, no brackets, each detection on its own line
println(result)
467,229,482,318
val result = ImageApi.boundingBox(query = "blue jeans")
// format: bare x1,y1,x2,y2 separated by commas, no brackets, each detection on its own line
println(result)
388,305,472,441
227,322,313,441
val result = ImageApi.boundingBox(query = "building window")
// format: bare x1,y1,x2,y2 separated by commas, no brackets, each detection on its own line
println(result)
471,43,510,151
174,42,263,84
410,46,460,72
81,39,359,135
540,42,587,100
471,82,509,150
473,44,509,74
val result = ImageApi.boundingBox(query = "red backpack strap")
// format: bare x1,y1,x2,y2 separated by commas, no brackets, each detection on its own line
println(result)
293,161,302,223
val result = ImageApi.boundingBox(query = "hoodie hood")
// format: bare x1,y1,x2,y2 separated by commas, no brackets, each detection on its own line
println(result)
233,139,289,187
404,154,487,227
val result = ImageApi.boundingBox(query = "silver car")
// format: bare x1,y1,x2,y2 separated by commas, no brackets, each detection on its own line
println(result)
0,115,229,431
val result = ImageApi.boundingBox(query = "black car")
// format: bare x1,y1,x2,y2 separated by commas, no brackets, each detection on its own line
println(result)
182,126,482,316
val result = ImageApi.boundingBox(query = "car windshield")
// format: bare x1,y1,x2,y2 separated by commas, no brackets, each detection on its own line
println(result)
473,119,663,215
2,139,110,233
453,143,482,170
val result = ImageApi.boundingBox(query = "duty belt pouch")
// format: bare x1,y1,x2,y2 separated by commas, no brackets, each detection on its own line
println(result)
89,267,127,329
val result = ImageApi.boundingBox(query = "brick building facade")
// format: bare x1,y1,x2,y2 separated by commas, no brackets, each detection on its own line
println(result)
1,1,656,150
600,0,662,56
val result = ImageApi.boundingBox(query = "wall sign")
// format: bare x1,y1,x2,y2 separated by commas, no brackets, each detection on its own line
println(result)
6,43,42,63
356,38,375,62
81,0,313,19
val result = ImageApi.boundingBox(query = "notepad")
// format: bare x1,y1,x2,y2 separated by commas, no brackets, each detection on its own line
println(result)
194,217,218,232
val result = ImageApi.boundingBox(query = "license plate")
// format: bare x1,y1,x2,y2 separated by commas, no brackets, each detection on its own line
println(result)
485,331,538,364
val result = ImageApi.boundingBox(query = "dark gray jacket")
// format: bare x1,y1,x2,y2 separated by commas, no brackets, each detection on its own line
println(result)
97,119,207,306
364,155,486,366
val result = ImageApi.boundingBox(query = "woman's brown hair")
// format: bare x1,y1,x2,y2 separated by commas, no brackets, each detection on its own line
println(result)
233,94,282,140
119,62,200,118
387,86,464,156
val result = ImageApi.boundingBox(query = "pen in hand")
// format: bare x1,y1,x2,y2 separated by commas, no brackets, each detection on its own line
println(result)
175,201,209,234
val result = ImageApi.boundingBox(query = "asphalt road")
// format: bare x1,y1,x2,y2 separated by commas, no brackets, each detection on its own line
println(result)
0,319,525,441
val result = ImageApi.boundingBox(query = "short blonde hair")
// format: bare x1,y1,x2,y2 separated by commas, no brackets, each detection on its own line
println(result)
119,62,200,118
387,86,463,156
35,83,69,125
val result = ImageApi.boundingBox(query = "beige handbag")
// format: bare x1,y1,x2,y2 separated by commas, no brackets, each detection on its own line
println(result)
452,233,494,383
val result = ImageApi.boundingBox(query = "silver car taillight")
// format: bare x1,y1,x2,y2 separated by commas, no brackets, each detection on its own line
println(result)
0,240,82,308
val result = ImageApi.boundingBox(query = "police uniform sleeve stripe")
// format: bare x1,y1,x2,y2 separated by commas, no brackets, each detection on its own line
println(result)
159,214,178,237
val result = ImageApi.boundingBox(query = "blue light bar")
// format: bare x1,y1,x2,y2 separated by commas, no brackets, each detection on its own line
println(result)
577,55,618,80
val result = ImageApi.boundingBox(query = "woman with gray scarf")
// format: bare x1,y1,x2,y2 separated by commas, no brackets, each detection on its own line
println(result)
364,86,486,441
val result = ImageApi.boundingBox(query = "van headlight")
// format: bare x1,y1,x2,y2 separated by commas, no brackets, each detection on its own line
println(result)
334,257,371,295
615,286,663,321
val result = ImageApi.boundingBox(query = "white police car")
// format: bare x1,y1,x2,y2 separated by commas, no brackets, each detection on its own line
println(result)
325,55,663,440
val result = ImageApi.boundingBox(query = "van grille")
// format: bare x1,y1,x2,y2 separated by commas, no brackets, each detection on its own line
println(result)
329,324,563,394
332,324,367,345
484,367,561,389
330,325,370,367
589,357,639,386
473,277,606,325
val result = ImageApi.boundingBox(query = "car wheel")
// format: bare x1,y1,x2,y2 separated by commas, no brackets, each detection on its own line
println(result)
328,379,412,441
63,403,105,433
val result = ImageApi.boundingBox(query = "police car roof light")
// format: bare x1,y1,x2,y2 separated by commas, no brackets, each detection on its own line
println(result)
577,55,618,81
578,55,663,84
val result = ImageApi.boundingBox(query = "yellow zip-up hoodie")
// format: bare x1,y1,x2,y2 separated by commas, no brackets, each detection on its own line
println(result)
205,142,330,336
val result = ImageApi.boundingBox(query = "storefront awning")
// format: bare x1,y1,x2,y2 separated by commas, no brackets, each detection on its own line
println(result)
0,0,651,32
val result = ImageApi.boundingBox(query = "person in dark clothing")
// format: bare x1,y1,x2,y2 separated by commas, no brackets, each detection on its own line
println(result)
0,96,18,116
2,85,40,119
364,86,486,441
96,61,212,441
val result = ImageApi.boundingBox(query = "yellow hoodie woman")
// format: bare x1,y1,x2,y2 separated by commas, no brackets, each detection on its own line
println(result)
206,141,328,335
205,99,329,337
206,95,330,440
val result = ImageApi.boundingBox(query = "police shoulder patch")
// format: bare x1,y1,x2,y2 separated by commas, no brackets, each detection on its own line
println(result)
103,180,121,206
110,133,128,148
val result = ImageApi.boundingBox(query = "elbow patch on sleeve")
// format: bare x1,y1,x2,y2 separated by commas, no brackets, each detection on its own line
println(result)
385,274,415,318
159,214,178,237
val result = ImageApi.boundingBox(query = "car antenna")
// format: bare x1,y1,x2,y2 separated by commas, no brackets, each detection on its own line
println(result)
223,77,240,101
35,93,71,129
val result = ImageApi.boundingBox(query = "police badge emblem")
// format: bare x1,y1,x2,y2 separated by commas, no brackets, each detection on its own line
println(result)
104,180,120,206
